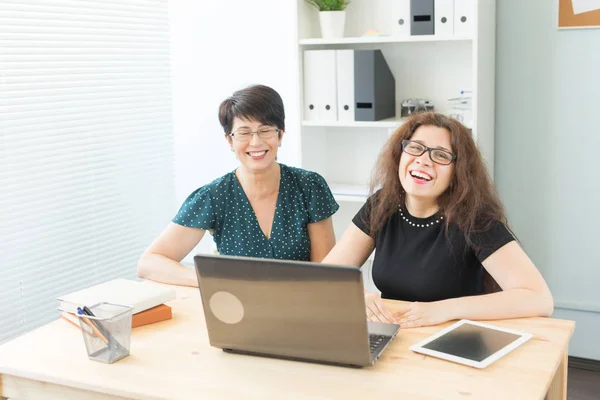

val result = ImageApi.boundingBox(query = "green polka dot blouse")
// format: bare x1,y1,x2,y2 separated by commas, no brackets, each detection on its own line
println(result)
172,164,339,261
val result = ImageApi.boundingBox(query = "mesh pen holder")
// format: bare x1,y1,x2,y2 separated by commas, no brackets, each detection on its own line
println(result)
76,302,133,364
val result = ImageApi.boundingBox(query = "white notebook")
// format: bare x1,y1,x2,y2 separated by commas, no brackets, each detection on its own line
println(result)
57,278,177,315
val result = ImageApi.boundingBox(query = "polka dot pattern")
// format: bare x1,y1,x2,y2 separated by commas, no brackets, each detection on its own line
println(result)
172,164,339,261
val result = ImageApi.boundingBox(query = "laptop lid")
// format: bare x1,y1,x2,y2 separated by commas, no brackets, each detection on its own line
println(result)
193,254,373,367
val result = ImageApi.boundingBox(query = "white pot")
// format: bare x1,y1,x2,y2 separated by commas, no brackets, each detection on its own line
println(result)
319,11,346,39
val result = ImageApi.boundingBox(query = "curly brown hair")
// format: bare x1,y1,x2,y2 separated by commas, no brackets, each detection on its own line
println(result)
369,111,510,245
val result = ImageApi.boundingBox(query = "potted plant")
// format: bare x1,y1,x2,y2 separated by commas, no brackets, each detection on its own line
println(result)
306,0,350,39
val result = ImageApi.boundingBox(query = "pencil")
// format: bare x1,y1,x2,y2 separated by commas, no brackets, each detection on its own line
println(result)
79,316,109,345
60,314,82,331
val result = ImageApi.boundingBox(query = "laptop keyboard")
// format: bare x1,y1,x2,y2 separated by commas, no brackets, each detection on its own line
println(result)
369,334,390,356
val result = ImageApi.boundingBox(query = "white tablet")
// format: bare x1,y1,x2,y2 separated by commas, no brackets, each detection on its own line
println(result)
409,319,533,369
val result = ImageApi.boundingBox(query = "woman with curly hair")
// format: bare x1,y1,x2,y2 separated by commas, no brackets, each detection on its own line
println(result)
323,112,553,328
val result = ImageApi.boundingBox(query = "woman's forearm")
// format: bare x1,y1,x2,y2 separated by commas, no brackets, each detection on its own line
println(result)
442,288,554,321
137,253,198,287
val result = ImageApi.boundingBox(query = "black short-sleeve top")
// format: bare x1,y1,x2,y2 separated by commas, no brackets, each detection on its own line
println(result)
352,196,515,302
172,164,339,261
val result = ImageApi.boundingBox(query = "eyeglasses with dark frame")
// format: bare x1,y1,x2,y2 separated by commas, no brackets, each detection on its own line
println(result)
401,140,456,165
229,127,280,142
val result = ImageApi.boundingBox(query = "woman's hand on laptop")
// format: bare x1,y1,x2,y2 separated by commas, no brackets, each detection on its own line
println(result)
364,291,397,324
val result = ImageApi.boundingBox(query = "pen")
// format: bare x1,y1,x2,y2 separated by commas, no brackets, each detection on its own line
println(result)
76,308,109,345
82,305,95,316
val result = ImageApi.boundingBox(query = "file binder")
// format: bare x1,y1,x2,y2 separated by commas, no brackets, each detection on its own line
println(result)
454,0,474,36
336,50,355,123
411,0,435,35
303,50,337,122
391,0,411,37
354,50,396,122
435,0,455,37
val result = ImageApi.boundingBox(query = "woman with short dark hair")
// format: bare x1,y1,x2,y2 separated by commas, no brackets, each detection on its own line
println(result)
323,112,553,327
138,85,339,287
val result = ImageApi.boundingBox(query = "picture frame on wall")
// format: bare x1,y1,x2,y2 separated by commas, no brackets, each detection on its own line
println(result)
558,0,600,29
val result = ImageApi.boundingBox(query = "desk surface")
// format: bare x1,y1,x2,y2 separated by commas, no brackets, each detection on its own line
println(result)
0,284,575,400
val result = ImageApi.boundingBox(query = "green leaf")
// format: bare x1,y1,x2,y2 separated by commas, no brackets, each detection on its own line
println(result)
305,0,350,12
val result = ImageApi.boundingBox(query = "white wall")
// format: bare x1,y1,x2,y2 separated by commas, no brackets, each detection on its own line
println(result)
168,0,302,259
166,0,600,360
496,1,600,359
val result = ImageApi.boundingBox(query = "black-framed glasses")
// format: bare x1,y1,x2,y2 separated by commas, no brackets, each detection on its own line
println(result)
401,140,456,165
229,127,280,142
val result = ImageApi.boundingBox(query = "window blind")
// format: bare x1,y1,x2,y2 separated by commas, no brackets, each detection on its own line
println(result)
0,0,175,343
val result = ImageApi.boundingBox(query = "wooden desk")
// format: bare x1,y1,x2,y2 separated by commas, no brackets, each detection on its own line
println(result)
0,285,575,400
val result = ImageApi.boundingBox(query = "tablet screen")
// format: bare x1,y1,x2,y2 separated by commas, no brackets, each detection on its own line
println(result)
421,322,524,362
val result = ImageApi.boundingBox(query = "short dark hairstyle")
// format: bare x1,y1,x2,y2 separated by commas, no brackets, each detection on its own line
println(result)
218,84,285,135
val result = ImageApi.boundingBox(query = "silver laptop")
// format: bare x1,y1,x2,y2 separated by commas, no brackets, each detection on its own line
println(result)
193,254,400,367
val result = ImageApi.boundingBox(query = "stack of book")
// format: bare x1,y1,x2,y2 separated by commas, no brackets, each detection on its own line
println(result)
58,278,177,330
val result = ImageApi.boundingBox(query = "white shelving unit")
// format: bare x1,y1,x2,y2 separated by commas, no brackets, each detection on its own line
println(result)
298,35,472,46
302,116,472,130
302,116,404,129
295,0,496,245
